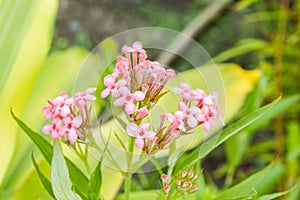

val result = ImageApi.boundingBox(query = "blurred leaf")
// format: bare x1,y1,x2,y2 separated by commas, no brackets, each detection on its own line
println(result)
213,39,269,63
51,141,81,200
253,163,285,196
31,153,54,198
224,131,250,186
11,110,89,199
287,177,300,200
245,11,281,23
214,163,274,200
257,186,296,200
88,161,102,200
247,94,300,131
0,0,58,185
233,0,260,11
174,97,280,173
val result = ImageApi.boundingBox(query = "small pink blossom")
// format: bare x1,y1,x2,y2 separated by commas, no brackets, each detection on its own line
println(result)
173,82,193,103
73,87,96,108
136,107,149,120
114,87,145,114
126,123,156,148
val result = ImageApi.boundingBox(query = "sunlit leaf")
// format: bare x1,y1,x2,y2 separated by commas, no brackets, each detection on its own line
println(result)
0,0,58,185
51,141,81,200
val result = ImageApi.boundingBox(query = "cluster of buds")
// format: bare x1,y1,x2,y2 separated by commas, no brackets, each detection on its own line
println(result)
174,168,201,194
160,168,201,197
42,88,96,143
101,41,224,154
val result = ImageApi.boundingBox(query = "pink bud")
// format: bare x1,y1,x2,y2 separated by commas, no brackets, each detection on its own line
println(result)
163,185,170,195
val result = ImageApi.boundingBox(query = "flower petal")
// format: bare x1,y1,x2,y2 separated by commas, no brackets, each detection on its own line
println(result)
135,138,144,148
126,123,139,137
125,102,136,114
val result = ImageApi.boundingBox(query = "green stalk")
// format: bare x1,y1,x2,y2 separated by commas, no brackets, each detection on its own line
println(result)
125,136,135,200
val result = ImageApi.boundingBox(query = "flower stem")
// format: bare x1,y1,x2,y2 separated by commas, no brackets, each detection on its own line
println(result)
125,136,135,200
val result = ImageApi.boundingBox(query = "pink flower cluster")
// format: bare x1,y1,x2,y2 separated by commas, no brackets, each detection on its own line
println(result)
101,41,224,153
101,41,176,120
42,88,96,143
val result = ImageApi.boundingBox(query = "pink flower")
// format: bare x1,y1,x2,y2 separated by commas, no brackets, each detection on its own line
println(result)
42,118,62,140
179,102,201,128
114,86,145,114
126,123,156,148
73,88,96,108
136,107,149,120
166,112,186,131
61,116,82,143
42,92,72,121
173,82,193,103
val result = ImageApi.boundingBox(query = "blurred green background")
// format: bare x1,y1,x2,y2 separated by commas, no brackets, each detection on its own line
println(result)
0,0,299,199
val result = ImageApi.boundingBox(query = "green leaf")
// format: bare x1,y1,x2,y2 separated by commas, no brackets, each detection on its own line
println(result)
258,186,297,200
31,153,54,198
51,141,81,200
214,163,274,200
11,110,89,199
88,162,102,200
252,163,285,196
174,97,280,173
0,0,37,90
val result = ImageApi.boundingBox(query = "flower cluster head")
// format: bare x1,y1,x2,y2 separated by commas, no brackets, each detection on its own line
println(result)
42,88,96,143
160,167,202,197
101,41,224,153
101,41,176,119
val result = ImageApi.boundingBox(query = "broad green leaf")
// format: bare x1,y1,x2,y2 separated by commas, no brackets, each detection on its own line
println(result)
11,110,89,199
174,97,280,173
214,163,274,200
258,186,296,200
88,161,102,200
0,0,58,184
32,153,54,198
51,141,81,200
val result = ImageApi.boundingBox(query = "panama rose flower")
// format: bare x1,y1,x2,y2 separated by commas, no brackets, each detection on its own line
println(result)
42,88,96,143
126,123,156,148
101,42,224,153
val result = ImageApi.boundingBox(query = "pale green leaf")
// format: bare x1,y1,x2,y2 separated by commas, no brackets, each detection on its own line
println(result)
51,141,81,200
0,0,58,186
